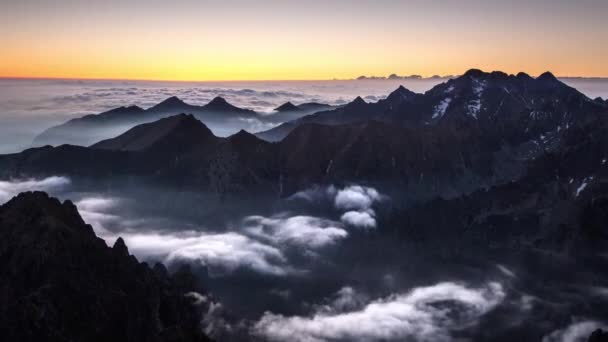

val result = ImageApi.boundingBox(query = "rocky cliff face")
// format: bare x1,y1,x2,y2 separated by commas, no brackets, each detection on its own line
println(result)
0,191,211,342
388,110,608,255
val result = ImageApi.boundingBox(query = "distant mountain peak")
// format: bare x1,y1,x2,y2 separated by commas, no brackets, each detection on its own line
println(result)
203,96,246,112
90,113,214,151
463,69,485,78
351,96,366,105
537,71,558,82
275,102,299,112
112,237,130,256
159,96,186,106
516,72,533,80
387,85,415,102
342,96,367,110
208,96,228,105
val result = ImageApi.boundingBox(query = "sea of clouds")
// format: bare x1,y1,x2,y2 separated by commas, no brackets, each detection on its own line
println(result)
0,78,440,153
1,176,607,341
1,77,607,154
0,177,386,277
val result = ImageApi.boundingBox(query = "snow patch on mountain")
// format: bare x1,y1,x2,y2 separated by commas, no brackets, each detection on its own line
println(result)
432,98,452,119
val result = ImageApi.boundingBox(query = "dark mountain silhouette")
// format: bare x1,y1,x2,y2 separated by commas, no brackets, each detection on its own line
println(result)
91,114,215,151
256,69,597,142
274,101,299,112
33,96,258,147
274,101,332,113
589,329,608,342
201,96,255,115
0,191,211,342
3,69,608,201
388,107,608,255
256,87,416,142
266,101,335,123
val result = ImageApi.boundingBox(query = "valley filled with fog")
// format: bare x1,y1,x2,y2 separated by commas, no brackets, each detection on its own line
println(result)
1,74,608,341
1,175,607,341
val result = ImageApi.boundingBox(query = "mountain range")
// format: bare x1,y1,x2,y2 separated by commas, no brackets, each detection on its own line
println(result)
1,69,607,255
257,69,604,142
32,96,334,147
7,70,605,198
2,69,608,340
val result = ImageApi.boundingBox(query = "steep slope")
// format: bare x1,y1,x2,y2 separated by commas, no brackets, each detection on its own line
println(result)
2,114,279,194
0,191,210,342
256,86,418,141
256,70,601,143
91,114,216,152
274,102,299,112
389,111,608,255
276,120,509,198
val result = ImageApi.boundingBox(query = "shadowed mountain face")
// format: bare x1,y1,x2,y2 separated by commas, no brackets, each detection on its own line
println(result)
91,114,215,152
32,96,259,147
2,69,608,202
257,70,599,142
0,191,211,342
388,110,608,255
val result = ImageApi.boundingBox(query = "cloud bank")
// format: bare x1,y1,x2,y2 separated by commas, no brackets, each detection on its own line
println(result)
290,184,386,230
242,214,348,249
74,195,351,276
254,282,505,342
0,176,71,203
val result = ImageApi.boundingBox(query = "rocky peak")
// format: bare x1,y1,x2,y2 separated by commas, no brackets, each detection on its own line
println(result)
0,191,211,341
90,114,215,151
148,96,189,112
536,71,559,83
159,96,186,106
386,85,415,102
346,96,367,109
203,96,250,114
463,68,485,78
207,96,228,106
274,101,299,112
112,237,130,256
1,191,88,233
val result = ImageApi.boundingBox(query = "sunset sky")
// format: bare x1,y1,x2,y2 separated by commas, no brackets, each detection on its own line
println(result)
2,0,607,81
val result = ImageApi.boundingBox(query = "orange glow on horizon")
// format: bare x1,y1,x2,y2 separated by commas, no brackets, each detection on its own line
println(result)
1,0,607,81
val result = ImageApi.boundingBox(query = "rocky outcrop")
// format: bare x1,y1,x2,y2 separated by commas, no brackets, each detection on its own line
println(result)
0,191,211,342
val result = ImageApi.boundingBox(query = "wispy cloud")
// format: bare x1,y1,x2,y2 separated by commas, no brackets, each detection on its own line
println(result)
254,282,505,342
74,194,351,276
542,321,607,342
242,214,348,249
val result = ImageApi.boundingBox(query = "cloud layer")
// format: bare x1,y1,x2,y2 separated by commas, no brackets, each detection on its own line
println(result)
74,194,352,276
242,214,347,249
0,176,71,203
254,282,505,342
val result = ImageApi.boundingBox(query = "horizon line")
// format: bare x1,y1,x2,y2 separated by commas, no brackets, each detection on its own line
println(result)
2,73,608,83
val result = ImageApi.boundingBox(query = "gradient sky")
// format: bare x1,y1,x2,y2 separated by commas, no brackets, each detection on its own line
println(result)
1,0,607,81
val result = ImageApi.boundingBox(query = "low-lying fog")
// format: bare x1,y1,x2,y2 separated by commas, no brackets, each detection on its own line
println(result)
1,77,608,153
1,176,607,341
